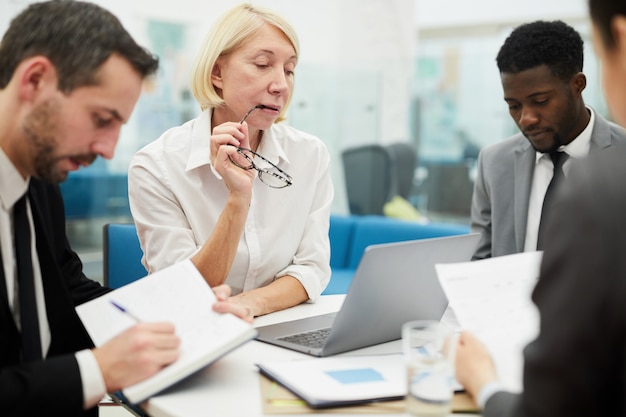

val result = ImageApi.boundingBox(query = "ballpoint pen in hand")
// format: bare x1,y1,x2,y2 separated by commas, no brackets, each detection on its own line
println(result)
110,300,142,322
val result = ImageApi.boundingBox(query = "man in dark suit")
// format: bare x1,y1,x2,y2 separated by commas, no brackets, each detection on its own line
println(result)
470,20,626,260
0,2,250,416
456,1,626,415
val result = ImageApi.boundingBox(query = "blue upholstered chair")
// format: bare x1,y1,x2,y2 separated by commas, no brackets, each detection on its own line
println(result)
102,223,148,289
344,216,470,271
322,215,470,295
323,215,357,295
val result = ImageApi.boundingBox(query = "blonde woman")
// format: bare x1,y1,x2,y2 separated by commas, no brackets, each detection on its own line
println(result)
129,4,333,317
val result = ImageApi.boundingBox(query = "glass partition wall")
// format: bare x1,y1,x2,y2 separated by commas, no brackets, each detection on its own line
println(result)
1,5,597,283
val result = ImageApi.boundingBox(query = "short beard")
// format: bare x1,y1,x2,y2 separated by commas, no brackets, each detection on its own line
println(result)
22,99,97,184
547,132,564,154
22,99,67,183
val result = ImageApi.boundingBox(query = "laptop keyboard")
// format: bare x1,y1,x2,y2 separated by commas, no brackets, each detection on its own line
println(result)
278,327,331,349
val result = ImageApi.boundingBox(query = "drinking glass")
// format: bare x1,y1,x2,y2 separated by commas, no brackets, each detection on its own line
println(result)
402,320,457,417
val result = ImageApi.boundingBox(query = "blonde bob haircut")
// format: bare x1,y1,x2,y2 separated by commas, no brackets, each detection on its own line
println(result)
190,3,300,123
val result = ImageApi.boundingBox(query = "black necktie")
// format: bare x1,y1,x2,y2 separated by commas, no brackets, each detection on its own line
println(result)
537,151,567,250
14,195,42,361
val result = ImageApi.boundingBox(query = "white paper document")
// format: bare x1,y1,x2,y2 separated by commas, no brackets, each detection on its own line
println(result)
76,259,257,404
435,251,543,392
257,354,406,408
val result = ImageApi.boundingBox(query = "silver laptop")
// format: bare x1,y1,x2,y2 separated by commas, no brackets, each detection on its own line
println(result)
255,233,480,356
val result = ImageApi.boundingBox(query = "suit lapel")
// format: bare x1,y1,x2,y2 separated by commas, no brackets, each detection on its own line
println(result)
513,139,536,252
26,185,65,310
0,250,8,313
589,112,613,152
27,182,96,355
0,258,20,363
0,245,19,357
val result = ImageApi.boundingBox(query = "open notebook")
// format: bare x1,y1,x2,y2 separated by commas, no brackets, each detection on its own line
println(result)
76,259,257,404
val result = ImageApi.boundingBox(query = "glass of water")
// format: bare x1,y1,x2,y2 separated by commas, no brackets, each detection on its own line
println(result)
402,320,458,417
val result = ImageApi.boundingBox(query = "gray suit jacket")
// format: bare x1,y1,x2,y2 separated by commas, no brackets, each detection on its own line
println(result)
482,137,626,417
471,111,626,260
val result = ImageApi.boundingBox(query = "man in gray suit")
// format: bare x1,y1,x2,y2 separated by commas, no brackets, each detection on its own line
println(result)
471,20,626,260
455,1,626,414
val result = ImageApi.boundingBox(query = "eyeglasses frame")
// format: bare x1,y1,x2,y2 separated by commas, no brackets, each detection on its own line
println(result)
228,146,293,189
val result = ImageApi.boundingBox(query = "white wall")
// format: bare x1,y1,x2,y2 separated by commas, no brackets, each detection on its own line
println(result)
0,0,595,215
415,0,588,29
0,0,592,149
0,0,415,214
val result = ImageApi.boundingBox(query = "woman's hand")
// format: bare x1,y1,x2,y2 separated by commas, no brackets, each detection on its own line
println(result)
212,284,254,323
210,121,255,197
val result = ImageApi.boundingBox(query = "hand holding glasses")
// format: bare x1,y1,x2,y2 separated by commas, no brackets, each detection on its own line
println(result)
226,105,293,189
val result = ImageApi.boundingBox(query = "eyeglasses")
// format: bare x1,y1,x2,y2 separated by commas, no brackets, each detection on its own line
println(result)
239,104,268,124
228,146,293,189
227,105,292,188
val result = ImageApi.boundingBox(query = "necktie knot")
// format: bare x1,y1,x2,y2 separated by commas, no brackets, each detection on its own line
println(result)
550,151,566,171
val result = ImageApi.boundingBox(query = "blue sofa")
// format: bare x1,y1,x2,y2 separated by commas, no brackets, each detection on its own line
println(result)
324,215,470,295
102,215,469,295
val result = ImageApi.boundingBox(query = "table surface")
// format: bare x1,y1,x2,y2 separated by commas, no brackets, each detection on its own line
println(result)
142,295,473,417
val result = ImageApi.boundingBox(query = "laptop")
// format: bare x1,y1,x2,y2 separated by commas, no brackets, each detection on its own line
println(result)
255,233,480,356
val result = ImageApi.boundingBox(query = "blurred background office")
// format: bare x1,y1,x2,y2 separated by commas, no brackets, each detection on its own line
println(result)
0,0,599,281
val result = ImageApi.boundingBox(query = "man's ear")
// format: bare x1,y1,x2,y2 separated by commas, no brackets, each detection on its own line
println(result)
16,56,57,102
571,72,587,96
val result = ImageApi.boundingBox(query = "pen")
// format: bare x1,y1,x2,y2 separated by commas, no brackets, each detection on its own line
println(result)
110,300,142,322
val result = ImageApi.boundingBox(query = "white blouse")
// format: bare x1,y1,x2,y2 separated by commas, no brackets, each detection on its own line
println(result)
128,110,333,301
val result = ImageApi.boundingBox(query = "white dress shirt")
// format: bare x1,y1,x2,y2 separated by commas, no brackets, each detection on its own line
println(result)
128,109,334,300
0,150,50,353
523,108,595,251
0,149,105,409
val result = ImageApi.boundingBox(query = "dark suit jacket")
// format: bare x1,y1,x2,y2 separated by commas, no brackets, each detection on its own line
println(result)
0,179,110,417
483,143,626,416
471,110,626,260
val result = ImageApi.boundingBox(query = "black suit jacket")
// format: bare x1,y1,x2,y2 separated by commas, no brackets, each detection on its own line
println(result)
483,144,626,416
0,179,110,417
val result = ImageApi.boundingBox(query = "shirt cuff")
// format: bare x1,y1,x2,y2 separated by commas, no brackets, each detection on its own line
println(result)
76,349,107,409
477,381,505,409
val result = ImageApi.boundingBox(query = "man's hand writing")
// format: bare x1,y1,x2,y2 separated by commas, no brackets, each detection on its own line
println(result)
93,322,179,393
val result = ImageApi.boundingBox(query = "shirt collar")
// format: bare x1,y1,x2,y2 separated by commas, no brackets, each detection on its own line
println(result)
534,106,595,163
255,127,291,169
0,148,30,210
186,110,213,172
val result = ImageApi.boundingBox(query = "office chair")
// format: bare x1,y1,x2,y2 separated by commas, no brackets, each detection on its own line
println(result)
341,144,393,215
424,161,474,217
385,142,418,199
102,223,148,289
